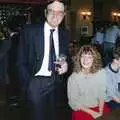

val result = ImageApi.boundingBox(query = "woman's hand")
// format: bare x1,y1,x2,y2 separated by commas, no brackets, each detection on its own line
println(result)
91,111,102,119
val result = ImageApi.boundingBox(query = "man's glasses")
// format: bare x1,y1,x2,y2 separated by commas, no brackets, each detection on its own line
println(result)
47,9,65,17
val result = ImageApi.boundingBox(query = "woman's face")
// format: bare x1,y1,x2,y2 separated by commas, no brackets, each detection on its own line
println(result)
80,52,94,70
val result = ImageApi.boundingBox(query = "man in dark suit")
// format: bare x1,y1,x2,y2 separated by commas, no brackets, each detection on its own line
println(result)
17,1,69,120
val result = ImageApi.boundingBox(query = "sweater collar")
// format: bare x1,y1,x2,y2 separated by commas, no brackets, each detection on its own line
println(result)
109,63,119,73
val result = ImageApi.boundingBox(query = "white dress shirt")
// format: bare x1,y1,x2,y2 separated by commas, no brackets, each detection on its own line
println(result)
35,22,59,76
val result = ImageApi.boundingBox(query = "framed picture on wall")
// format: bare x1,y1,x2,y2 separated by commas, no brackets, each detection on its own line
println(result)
80,25,88,35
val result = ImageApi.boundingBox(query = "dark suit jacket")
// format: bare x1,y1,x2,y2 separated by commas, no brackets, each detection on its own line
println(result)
17,23,69,88
0,39,11,84
8,33,20,83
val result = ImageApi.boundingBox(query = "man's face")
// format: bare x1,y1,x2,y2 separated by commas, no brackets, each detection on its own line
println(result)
45,1,65,28
114,58,120,69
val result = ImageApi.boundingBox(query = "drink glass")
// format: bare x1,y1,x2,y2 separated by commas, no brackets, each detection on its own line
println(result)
55,54,67,72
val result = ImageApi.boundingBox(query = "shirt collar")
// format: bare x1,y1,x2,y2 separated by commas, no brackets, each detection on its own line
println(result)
45,22,58,32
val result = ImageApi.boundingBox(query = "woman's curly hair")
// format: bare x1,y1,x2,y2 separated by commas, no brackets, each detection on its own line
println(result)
73,45,102,73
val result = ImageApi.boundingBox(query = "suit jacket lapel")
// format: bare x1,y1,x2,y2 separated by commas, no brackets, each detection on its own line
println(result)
59,28,62,55
59,28,64,55
35,25,44,60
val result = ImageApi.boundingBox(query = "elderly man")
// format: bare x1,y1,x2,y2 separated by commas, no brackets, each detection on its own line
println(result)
17,1,69,120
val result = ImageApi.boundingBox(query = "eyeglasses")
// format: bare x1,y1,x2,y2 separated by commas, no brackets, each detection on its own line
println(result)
47,9,65,17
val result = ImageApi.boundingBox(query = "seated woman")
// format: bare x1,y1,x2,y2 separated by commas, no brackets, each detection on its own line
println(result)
67,45,110,120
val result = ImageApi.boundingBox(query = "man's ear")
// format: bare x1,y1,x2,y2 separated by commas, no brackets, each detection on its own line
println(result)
114,59,118,63
64,12,66,16
44,9,47,18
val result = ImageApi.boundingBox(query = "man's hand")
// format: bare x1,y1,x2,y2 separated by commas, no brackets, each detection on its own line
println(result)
55,60,68,75
111,96,120,103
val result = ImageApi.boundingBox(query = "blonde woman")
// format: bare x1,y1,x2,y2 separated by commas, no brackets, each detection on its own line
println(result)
67,45,110,120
